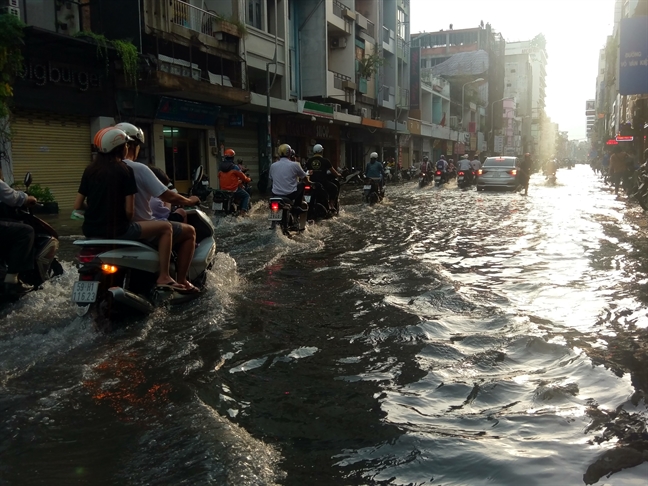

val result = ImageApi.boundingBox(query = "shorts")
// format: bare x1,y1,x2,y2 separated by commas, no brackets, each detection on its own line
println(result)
168,212,184,223
115,222,143,240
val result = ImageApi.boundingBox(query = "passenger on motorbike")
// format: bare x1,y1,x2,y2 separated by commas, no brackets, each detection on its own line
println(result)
115,122,201,292
0,169,38,294
305,144,341,212
365,152,385,191
74,127,183,292
470,155,482,173
269,144,310,205
218,148,252,214
149,167,187,223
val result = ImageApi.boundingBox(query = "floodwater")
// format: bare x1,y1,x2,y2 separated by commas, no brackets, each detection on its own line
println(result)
2,165,648,485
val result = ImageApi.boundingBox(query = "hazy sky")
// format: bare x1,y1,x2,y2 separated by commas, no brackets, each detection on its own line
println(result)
410,0,616,140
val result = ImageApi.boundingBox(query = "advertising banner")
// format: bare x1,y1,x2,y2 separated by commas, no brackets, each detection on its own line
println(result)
619,17,648,95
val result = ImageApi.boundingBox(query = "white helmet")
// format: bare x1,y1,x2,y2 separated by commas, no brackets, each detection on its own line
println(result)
93,127,132,154
114,122,145,145
370,152,378,159
313,144,324,154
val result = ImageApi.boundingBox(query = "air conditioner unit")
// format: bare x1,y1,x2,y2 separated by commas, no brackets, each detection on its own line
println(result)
329,37,347,49
361,108,368,118
342,9,356,21
342,79,356,90
449,116,458,129
1,5,19,17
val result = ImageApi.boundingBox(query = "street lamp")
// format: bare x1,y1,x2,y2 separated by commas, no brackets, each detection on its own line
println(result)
490,97,512,154
461,78,484,129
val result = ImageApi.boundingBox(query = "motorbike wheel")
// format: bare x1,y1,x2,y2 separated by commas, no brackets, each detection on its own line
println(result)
48,259,64,279
91,293,115,333
369,193,379,205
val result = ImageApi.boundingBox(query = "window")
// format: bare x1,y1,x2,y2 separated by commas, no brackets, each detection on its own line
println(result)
397,8,406,38
506,83,511,87
510,69,516,73
247,0,262,29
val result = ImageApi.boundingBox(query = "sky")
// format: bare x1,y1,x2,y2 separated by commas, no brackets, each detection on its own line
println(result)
410,0,616,140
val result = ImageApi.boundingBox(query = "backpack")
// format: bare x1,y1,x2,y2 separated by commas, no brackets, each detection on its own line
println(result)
436,160,445,170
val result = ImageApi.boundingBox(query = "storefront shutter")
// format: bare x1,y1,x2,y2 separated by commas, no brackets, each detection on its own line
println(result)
11,111,91,210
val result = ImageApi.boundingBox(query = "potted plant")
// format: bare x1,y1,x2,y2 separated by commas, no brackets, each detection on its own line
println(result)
28,184,59,214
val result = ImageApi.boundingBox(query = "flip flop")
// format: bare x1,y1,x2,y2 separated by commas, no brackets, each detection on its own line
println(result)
179,282,201,294
155,281,186,292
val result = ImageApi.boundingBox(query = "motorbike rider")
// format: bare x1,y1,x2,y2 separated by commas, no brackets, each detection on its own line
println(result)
457,155,473,183
436,155,449,182
365,152,385,192
74,127,184,292
516,153,533,196
0,169,38,295
115,122,201,293
470,154,482,173
305,144,341,212
419,156,429,175
218,148,252,214
269,143,310,204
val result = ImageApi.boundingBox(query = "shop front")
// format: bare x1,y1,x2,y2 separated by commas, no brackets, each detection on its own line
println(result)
273,116,340,167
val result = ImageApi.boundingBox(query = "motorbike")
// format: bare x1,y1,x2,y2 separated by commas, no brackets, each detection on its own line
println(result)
0,172,63,303
363,178,384,205
457,170,473,189
340,167,363,185
303,182,331,221
434,170,445,187
71,169,216,331
189,167,245,216
630,161,648,210
268,189,308,237
419,171,430,188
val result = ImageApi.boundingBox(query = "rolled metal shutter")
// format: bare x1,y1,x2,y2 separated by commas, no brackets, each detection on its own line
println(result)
11,111,91,210
219,124,259,185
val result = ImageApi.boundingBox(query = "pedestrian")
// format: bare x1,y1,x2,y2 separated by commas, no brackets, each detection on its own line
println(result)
608,146,628,195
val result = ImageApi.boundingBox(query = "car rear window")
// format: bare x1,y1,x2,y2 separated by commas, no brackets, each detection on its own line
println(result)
484,158,516,167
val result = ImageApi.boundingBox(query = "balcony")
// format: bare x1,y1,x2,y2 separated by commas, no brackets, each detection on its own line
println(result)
170,0,242,38
398,87,409,108
382,27,395,54
397,37,409,61
366,20,375,39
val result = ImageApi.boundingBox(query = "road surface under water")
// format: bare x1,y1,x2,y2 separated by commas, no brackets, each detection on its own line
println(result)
2,165,648,485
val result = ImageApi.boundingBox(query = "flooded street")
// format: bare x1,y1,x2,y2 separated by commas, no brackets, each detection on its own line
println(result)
2,165,648,485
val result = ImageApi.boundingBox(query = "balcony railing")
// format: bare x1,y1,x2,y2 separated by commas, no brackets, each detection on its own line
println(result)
397,38,409,59
366,20,375,39
333,71,351,90
398,87,409,107
171,0,221,36
383,26,390,44
332,0,345,18
382,85,391,102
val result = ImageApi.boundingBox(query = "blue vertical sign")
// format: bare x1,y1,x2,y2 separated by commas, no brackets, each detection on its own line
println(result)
619,16,648,95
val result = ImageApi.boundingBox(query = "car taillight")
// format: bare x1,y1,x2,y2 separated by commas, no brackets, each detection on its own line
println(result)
510,169,517,175
436,171,441,175
77,247,102,263
458,171,464,176
271,202,280,211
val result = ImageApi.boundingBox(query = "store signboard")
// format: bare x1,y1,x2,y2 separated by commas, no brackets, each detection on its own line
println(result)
619,16,648,95
156,97,220,125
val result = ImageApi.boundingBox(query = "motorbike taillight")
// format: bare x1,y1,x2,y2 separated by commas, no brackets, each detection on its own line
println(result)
77,247,102,264
458,171,464,176
270,202,280,211
436,171,442,175
304,186,311,190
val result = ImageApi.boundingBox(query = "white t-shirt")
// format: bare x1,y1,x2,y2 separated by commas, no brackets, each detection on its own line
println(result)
124,160,168,222
458,159,472,171
470,159,482,171
269,157,308,195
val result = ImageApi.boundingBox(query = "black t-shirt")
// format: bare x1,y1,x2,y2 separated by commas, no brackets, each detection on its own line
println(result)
78,163,138,238
306,155,332,183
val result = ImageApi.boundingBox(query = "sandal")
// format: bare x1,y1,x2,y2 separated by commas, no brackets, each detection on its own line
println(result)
155,281,186,292
179,282,201,294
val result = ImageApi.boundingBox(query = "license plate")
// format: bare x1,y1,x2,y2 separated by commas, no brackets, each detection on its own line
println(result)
269,210,283,221
72,281,99,303
458,177,464,181
304,195,311,203
363,185,371,190
201,181,209,186
435,177,441,180
212,202,223,211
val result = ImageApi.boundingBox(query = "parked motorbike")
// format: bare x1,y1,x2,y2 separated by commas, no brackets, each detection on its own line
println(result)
0,172,63,303
363,178,384,205
268,192,308,237
630,161,648,210
72,170,216,331
340,167,363,185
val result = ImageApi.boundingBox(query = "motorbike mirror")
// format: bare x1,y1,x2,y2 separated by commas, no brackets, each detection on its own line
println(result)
24,172,32,188
192,165,204,183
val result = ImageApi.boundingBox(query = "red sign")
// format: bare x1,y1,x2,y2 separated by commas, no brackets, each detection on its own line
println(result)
606,139,619,145
615,135,634,142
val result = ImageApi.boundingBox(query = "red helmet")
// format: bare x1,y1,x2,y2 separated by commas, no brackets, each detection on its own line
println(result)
224,148,236,157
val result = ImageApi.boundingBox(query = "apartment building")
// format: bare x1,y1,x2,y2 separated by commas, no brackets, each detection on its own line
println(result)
503,50,533,153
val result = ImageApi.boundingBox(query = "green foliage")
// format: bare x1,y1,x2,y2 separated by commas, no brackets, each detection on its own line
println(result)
531,33,546,50
357,52,385,79
74,32,139,87
0,14,25,123
27,183,56,203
